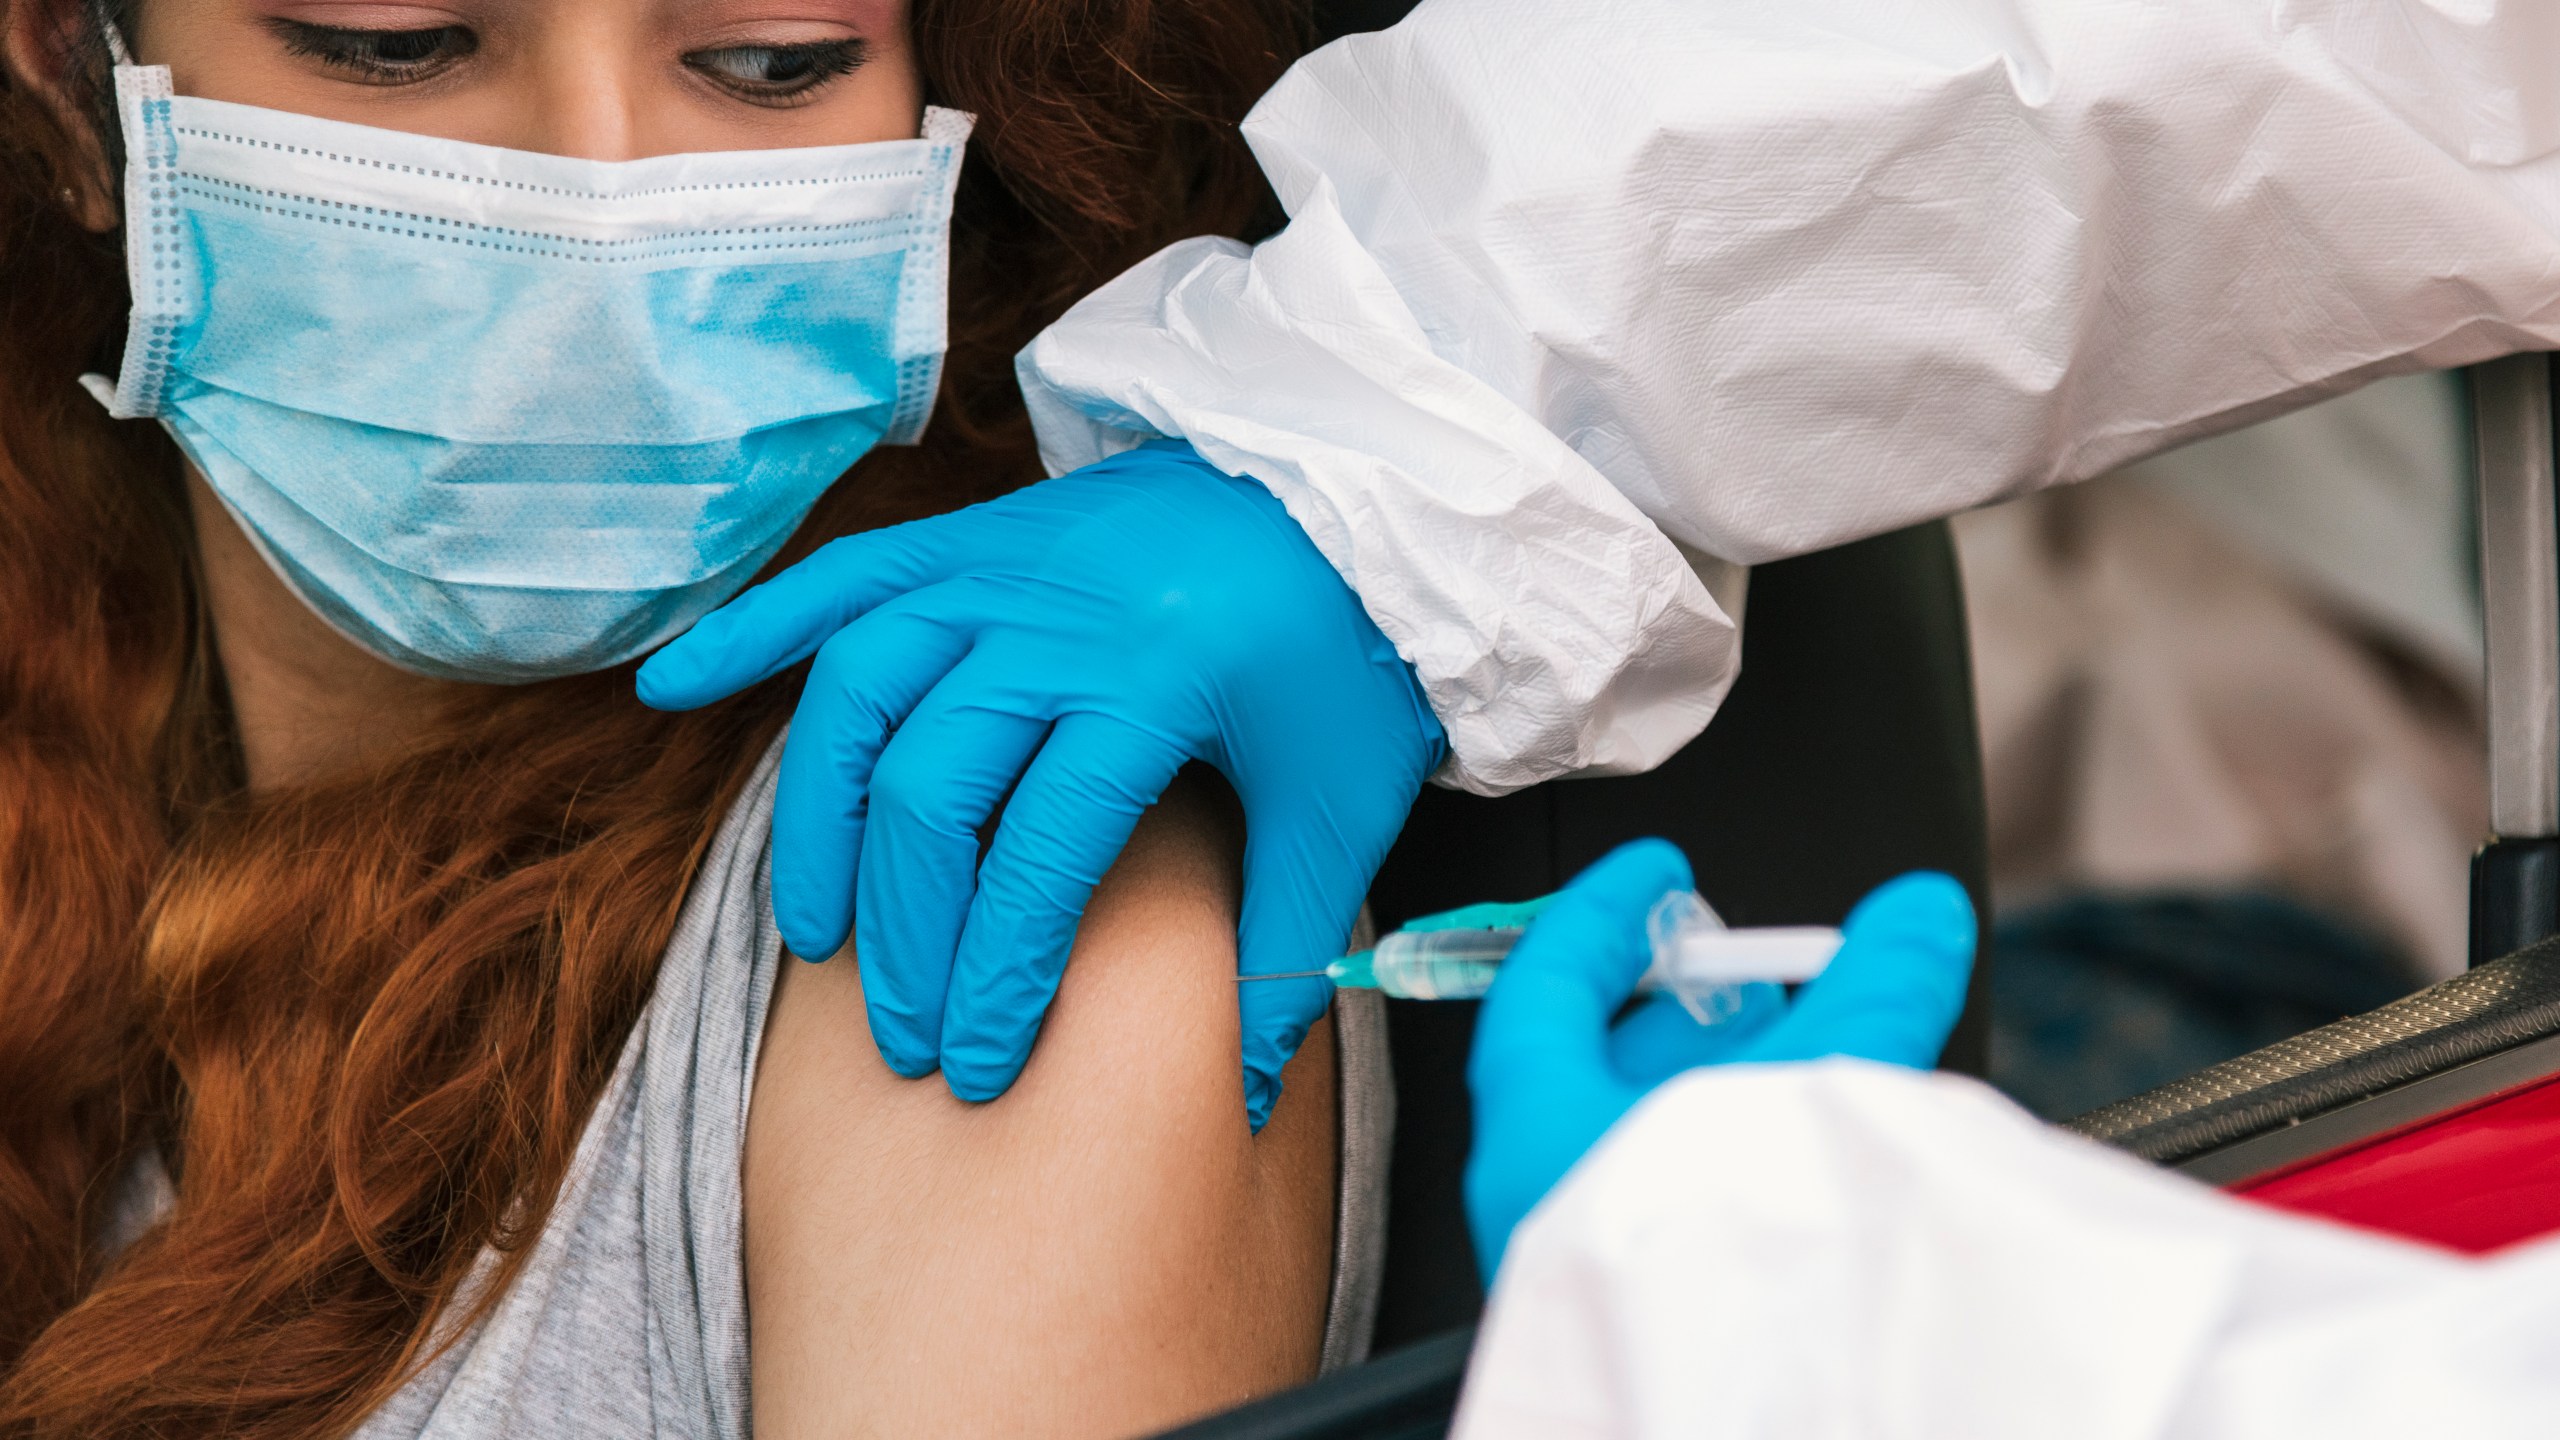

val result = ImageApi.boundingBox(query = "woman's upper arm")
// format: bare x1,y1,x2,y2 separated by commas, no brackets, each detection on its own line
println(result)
743,778,1339,1437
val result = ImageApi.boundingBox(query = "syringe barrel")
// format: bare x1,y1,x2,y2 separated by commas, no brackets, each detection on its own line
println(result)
1363,927,1512,1000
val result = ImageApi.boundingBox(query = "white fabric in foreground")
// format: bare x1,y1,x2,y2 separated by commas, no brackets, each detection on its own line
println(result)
1020,0,2560,794
1456,1061,2560,1439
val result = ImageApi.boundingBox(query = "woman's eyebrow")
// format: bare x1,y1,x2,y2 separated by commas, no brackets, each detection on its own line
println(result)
262,2,479,27
669,0,902,31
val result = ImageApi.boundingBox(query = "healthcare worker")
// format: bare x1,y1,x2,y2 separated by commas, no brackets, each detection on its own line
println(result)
636,0,2560,1121
1451,841,2560,1438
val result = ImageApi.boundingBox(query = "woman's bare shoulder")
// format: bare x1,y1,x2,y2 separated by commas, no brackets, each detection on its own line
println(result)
742,771,1338,1438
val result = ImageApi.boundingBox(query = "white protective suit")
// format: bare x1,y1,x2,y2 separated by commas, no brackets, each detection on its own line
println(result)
1017,0,2560,795
1453,1061,2560,1438
1014,4,2560,1417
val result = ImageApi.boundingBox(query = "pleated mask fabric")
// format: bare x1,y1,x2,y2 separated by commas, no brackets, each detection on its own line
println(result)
86,61,972,682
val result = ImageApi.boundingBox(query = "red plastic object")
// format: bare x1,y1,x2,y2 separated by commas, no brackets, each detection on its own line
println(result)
2237,1075,2560,1253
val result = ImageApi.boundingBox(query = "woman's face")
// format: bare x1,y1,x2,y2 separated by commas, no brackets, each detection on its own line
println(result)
129,0,920,159
0,0,932,789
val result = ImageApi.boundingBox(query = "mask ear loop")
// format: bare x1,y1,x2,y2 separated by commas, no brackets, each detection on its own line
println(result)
94,1,134,66
78,0,170,420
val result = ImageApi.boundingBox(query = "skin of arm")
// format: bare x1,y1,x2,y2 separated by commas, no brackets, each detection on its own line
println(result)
745,773,1338,1437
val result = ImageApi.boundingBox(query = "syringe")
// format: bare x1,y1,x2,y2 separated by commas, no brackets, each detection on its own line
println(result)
1239,889,1841,1024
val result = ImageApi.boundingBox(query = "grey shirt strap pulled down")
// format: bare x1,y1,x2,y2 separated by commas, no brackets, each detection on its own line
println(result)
354,740,1393,1437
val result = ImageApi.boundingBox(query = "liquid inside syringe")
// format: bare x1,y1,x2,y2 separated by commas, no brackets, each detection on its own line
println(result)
1240,889,1841,1023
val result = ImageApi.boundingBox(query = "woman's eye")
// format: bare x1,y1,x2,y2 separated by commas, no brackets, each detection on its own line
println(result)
270,20,477,84
685,40,866,104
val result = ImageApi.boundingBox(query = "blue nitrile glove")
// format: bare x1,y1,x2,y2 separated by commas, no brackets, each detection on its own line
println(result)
637,440,1445,1127
1464,839,1976,1281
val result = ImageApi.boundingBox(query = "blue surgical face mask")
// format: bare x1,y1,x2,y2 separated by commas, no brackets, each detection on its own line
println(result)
84,58,972,683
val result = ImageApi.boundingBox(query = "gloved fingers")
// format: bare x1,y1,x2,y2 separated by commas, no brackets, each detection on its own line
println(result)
1468,838,1696,1104
768,593,977,961
1604,983,1786,1086
1746,871,1976,1068
636,508,1014,710
937,711,1190,1103
1232,974,1335,1134
1460,842,1697,1290
1233,815,1375,1130
851,658,1052,1080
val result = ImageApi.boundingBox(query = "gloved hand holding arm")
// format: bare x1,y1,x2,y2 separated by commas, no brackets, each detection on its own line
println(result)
638,441,1443,1126
1464,839,1976,1281
644,0,2560,1135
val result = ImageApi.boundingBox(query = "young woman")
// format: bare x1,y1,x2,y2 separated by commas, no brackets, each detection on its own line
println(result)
0,1,1369,1434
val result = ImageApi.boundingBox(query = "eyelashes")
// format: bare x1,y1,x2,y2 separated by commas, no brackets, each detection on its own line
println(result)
269,20,478,84
267,20,869,108
685,40,869,105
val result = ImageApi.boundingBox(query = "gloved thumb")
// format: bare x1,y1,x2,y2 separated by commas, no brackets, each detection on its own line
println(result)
1468,839,1695,1103
1748,871,1974,1068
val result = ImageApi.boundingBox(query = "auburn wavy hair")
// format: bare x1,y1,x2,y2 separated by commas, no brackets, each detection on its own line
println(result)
0,1,1300,1433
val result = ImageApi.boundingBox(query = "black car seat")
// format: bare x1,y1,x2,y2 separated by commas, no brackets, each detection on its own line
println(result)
1364,520,1993,1346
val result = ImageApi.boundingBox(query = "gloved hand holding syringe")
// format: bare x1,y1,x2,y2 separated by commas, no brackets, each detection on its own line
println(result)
1240,890,1842,1023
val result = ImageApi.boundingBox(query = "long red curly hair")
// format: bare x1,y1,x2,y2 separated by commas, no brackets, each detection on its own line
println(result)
0,1,1300,1433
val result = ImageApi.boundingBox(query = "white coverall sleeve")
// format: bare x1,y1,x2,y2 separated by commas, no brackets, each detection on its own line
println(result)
1018,0,2560,795
1454,1061,2560,1440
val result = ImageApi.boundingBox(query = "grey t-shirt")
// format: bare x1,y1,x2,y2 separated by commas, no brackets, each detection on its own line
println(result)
333,740,1392,1437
